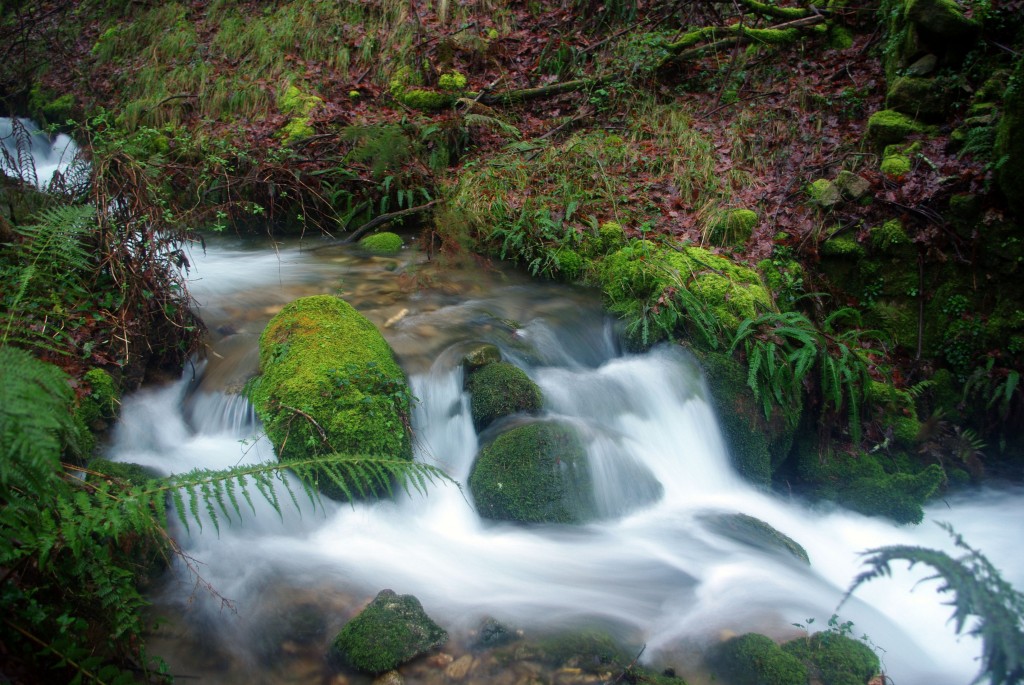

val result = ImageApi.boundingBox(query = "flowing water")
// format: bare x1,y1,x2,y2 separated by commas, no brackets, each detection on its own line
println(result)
103,236,1024,685
0,117,80,190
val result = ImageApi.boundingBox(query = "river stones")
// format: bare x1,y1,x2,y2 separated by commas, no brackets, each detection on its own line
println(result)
329,590,447,675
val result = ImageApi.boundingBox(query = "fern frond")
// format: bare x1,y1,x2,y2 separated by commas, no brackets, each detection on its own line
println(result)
843,523,1024,685
463,112,522,139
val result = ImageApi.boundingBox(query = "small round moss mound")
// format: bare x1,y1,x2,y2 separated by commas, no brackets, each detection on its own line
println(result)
358,231,404,253
553,248,586,280
782,632,879,685
330,589,448,675
462,343,502,374
866,109,923,146
466,361,542,431
707,209,758,246
469,422,594,523
708,633,808,685
249,295,413,499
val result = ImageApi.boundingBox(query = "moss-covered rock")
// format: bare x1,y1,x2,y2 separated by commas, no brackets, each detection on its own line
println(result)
820,234,866,259
249,295,413,499
782,632,879,685
880,152,912,177
277,85,322,144
466,361,543,431
462,343,502,373
808,179,842,209
77,367,119,431
468,421,594,524
834,171,871,201
358,231,404,253
86,458,160,485
553,247,586,280
708,633,808,685
597,241,774,344
886,76,950,121
329,589,447,675
702,512,810,564
698,351,796,487
797,442,944,524
904,0,980,42
865,109,923,146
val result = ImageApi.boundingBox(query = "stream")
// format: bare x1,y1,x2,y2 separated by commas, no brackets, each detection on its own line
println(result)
99,235,1024,685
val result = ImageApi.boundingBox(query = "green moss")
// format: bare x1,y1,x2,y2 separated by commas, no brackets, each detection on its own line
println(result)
276,85,322,144
870,219,909,252
886,76,951,121
866,109,923,146
330,589,447,674
358,231,404,253
28,85,75,127
438,71,468,91
462,344,502,373
86,458,160,485
466,361,543,431
708,633,808,685
249,295,413,499
820,235,866,259
828,25,854,49
468,422,594,524
799,445,944,524
553,247,586,280
592,221,627,255
782,632,879,685
808,179,841,208
78,368,119,430
707,208,758,246
880,152,911,177
527,630,631,669
702,512,810,564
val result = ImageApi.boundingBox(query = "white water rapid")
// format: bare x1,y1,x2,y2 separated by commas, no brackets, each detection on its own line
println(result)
107,238,1024,685
0,117,81,190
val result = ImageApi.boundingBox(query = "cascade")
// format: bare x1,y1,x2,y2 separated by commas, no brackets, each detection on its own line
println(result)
107,237,1023,685
0,116,81,190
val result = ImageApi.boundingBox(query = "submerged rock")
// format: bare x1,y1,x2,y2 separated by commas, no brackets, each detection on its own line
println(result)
469,421,594,524
782,632,879,685
330,589,448,675
702,512,810,565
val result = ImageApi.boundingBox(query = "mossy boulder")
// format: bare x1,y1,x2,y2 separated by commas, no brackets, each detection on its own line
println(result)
782,632,879,685
597,241,774,346
708,633,808,685
834,171,870,201
469,421,594,524
358,231,404,253
797,442,944,524
77,367,119,431
277,85,322,144
702,512,810,564
808,179,842,209
865,109,923,146
995,56,1024,217
553,247,587,280
466,361,543,431
904,0,980,43
249,295,413,500
886,76,950,121
820,234,866,259
329,589,447,675
869,219,910,252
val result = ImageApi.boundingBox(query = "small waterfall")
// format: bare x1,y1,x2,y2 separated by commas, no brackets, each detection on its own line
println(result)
0,117,82,190
105,238,1024,685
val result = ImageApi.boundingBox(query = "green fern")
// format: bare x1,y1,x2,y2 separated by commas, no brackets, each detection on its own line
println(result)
341,124,416,179
843,523,1024,685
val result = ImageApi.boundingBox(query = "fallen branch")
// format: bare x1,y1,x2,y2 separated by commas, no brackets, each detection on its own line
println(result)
478,76,614,106
311,200,440,250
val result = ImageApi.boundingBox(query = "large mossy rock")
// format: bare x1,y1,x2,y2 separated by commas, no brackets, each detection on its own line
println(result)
466,361,543,431
782,632,879,685
329,589,447,674
469,421,594,523
249,295,413,499
708,633,808,685
597,241,774,348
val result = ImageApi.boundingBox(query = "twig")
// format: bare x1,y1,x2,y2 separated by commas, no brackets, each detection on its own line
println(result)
310,200,440,250
611,644,646,683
